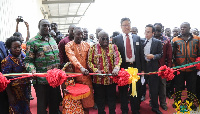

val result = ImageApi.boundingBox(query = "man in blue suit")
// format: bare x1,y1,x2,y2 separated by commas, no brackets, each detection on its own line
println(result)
0,41,8,114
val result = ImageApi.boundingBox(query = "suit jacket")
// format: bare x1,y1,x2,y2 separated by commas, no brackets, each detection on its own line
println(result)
0,41,7,62
141,38,163,72
0,41,7,71
112,34,145,73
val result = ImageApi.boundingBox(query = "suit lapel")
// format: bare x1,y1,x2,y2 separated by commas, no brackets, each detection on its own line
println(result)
119,34,125,54
132,35,136,54
118,34,127,63
0,45,6,58
150,38,155,53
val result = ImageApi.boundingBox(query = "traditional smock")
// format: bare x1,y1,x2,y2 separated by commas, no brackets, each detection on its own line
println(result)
88,43,122,85
65,41,94,108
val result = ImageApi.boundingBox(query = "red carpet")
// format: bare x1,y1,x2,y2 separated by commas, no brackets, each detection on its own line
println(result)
30,86,177,114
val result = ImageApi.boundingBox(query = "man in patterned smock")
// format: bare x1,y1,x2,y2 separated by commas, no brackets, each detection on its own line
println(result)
25,19,61,114
65,27,94,114
172,22,200,110
88,31,122,114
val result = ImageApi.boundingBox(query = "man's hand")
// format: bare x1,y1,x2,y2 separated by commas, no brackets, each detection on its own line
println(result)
31,70,36,74
24,21,29,29
197,71,200,76
31,70,37,79
16,18,19,24
64,89,69,94
140,71,145,85
146,54,154,60
141,76,145,85
141,71,144,76
95,70,101,74
112,67,119,76
80,67,89,75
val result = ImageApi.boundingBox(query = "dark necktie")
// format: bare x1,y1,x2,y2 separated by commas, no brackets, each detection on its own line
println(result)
126,34,132,59
143,40,149,47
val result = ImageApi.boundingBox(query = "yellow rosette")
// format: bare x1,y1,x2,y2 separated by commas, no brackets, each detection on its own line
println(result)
125,67,140,97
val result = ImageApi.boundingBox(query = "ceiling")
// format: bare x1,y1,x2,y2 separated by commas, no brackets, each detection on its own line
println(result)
42,0,95,34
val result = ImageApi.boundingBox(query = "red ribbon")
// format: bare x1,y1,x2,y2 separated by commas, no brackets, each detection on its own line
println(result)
113,68,130,86
0,68,86,92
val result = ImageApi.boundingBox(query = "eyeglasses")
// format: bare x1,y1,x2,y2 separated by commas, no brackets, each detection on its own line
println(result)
121,24,130,27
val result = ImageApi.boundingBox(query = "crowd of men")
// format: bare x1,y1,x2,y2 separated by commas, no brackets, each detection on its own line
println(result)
0,17,200,114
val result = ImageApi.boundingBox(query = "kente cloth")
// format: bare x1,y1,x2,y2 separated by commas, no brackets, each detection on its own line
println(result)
65,41,94,108
62,81,84,114
88,43,122,85
62,97,84,114
1,51,31,114
25,33,60,84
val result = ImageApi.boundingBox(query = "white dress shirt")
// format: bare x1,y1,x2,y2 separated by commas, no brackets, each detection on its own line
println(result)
122,33,135,63
144,38,152,61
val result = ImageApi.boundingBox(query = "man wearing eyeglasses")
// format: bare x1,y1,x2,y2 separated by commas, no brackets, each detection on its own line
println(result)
88,31,122,114
112,17,145,114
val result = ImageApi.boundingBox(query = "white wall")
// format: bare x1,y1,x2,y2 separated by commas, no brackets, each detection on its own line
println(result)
0,0,48,42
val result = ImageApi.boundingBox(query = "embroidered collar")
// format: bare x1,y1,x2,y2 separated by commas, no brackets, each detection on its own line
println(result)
36,33,51,41
9,50,26,65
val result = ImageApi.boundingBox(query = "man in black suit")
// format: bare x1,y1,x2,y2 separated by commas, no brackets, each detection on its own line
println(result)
143,24,163,114
112,17,145,114
0,41,8,114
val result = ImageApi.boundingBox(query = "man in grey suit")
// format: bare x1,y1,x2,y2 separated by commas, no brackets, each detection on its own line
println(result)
143,24,163,114
112,17,145,114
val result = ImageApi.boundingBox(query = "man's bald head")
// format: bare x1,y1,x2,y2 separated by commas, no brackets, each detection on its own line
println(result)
98,30,109,48
172,27,180,37
38,19,50,36
181,22,190,28
73,27,83,44
69,25,76,31
73,27,83,34
98,30,108,38
165,28,171,37
180,22,191,35
130,27,138,35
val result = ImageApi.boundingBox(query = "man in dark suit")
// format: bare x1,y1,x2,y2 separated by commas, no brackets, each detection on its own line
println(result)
0,41,7,66
0,41,8,114
112,17,145,114
142,24,163,114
